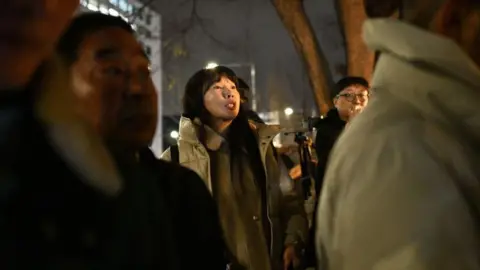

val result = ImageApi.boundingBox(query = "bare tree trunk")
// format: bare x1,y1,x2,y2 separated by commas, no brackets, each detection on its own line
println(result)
272,0,333,115
336,0,374,81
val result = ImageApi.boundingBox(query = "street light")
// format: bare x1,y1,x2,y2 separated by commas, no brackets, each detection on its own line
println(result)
205,61,257,111
205,62,219,69
284,107,294,116
170,130,179,139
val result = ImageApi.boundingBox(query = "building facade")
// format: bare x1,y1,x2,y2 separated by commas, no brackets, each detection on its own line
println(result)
78,0,164,154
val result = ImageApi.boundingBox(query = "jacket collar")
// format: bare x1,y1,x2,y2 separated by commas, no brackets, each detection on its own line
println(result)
177,116,282,150
326,109,346,126
35,56,122,196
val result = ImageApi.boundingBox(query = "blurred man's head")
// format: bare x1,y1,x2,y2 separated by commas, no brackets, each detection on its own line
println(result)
365,0,480,66
0,0,79,89
58,13,158,151
333,77,369,121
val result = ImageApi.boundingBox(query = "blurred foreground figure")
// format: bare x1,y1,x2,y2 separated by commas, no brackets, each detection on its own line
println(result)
317,0,480,269
0,0,125,268
57,13,226,268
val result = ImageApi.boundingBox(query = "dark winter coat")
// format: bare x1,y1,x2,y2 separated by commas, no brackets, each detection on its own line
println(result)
0,57,225,269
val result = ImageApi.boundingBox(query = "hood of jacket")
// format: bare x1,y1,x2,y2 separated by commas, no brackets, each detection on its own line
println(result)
364,19,480,143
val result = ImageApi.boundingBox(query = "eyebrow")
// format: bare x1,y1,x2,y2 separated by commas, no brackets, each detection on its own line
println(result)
94,47,149,62
94,47,119,61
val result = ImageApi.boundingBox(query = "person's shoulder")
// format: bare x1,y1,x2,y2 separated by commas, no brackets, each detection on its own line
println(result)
155,159,199,181
321,109,345,126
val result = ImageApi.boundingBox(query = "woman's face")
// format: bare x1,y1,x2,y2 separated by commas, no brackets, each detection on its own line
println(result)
203,76,241,122
70,26,158,149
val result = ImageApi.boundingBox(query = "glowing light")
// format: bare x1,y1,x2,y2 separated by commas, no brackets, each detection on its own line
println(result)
87,4,98,11
109,8,119,16
170,130,179,139
205,62,219,69
284,107,294,116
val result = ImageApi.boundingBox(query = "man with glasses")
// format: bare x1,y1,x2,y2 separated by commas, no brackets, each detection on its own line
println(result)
332,77,370,123
305,76,369,268
314,76,369,194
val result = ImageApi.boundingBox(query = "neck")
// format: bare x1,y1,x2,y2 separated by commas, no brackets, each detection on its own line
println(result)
108,141,140,163
339,114,350,122
335,109,349,122
210,119,233,135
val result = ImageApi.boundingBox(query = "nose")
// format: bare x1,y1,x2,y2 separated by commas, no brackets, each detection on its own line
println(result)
126,73,147,96
221,87,235,99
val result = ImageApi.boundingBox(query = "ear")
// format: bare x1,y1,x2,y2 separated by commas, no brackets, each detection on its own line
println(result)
333,96,339,107
364,0,402,18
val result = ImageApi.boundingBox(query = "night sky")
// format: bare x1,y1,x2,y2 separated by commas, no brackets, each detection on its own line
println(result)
153,0,345,116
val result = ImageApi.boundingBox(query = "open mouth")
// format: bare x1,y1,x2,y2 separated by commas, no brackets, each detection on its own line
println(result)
225,102,236,110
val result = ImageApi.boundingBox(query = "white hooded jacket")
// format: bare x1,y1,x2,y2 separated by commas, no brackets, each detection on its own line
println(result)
316,19,480,270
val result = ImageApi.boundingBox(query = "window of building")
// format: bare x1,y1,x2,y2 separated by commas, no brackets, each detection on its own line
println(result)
99,4,109,14
137,8,144,20
146,13,152,25
137,26,145,36
118,0,129,13
87,0,99,12
145,46,151,57
145,30,151,39
109,8,119,16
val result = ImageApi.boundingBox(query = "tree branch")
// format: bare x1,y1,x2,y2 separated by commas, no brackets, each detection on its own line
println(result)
271,0,334,115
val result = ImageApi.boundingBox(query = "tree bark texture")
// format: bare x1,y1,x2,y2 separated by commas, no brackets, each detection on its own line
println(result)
336,0,375,81
272,0,333,115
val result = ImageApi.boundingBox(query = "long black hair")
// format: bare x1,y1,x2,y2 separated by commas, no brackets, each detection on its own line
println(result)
182,66,261,171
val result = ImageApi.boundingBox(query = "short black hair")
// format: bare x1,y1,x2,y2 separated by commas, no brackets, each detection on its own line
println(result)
57,12,134,65
332,76,369,98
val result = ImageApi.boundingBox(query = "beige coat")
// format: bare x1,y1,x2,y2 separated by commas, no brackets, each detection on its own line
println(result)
161,117,308,269
316,19,480,269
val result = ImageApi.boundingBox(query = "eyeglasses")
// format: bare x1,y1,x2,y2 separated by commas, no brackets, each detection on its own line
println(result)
336,93,370,102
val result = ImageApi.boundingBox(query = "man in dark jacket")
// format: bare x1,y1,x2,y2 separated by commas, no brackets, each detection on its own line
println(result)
314,77,370,193
56,13,226,269
305,76,370,267
0,1,117,268
0,2,224,269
